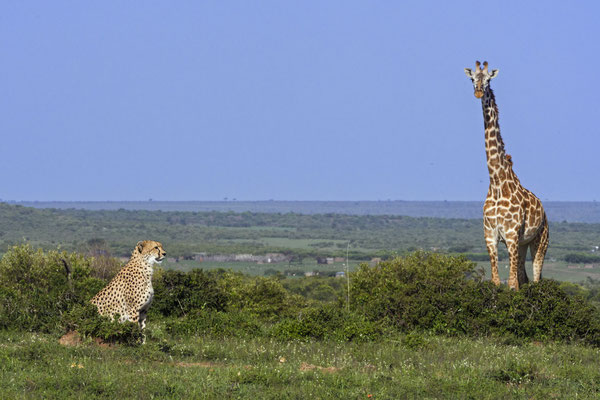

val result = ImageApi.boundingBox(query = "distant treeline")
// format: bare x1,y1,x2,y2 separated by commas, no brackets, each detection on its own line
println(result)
13,200,600,223
1,202,599,262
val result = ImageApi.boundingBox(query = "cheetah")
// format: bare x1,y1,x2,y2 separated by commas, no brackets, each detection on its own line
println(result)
90,240,166,330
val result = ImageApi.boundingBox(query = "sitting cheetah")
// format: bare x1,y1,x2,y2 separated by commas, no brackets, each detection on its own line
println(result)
90,240,166,330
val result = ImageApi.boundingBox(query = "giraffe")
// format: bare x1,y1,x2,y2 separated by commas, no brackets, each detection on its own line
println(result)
464,61,549,290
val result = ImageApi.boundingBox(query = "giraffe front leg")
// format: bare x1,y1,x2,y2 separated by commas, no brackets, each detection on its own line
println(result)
484,235,500,286
505,232,521,290
530,221,549,282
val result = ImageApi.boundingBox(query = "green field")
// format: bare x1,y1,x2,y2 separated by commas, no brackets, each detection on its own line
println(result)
2,331,600,399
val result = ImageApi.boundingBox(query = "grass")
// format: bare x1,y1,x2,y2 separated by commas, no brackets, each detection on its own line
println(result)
2,329,600,399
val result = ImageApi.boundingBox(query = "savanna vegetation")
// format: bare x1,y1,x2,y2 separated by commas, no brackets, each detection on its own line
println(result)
2,244,600,398
1,202,600,265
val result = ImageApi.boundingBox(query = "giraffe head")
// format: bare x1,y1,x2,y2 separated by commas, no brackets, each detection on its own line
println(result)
464,61,499,99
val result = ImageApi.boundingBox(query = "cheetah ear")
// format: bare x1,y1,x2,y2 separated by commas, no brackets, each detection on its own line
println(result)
136,241,145,254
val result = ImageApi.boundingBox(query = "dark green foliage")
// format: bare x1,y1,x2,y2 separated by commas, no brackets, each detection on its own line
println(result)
351,252,600,345
491,280,600,345
62,303,143,345
0,244,104,333
0,244,141,344
564,252,600,264
271,305,382,342
233,277,301,321
401,331,429,349
282,276,345,302
351,251,483,332
151,269,228,317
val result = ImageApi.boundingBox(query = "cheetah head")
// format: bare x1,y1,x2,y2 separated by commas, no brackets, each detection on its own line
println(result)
135,240,167,265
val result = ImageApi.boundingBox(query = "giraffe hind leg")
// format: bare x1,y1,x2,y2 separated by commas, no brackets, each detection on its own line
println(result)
530,222,549,282
517,244,529,287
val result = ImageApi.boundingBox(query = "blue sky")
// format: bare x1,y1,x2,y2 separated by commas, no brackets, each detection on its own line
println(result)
1,1,598,201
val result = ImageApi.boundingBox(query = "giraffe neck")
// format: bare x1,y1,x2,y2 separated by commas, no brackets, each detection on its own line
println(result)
481,88,517,191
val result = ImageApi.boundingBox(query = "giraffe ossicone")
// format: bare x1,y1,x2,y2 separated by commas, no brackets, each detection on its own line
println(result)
465,61,549,291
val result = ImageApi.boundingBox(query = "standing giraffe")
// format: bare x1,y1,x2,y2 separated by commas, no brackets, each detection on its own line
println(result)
464,61,549,290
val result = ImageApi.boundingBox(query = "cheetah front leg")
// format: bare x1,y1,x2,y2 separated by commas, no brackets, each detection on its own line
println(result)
138,310,147,330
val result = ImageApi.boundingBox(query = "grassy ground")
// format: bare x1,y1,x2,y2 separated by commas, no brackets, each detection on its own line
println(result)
1,330,599,399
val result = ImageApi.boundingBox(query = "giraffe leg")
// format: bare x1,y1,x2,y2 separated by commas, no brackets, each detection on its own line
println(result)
517,244,529,287
530,222,549,282
505,232,521,290
484,234,500,285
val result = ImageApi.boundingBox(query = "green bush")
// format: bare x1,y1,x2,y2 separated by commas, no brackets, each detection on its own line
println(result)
271,305,382,341
62,303,143,345
350,251,600,345
0,244,104,333
351,251,483,333
223,274,304,321
283,277,345,302
151,269,228,317
490,280,600,345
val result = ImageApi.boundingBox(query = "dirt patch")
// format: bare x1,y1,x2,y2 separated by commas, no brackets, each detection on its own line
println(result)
299,362,340,373
59,331,82,347
58,331,113,348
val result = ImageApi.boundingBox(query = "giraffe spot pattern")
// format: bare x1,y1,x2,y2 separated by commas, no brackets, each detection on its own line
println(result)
470,67,549,291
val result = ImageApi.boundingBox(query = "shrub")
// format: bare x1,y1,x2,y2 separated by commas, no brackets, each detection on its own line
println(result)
351,251,482,333
0,245,104,333
271,305,382,341
490,280,600,345
350,251,600,345
223,275,304,321
151,269,228,317
62,303,143,345
283,277,344,302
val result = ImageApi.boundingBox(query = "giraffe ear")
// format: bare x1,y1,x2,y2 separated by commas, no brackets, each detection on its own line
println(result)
464,68,473,78
489,69,499,79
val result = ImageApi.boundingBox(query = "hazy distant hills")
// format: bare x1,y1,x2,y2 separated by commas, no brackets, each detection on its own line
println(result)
13,200,600,223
